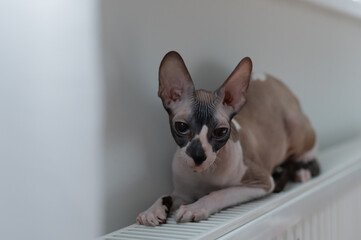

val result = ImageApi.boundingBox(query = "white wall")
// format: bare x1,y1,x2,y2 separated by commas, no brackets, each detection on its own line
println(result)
100,0,361,234
0,1,103,240
1,0,360,238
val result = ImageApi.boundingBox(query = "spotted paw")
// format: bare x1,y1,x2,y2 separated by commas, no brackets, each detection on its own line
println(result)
136,205,167,226
175,204,209,223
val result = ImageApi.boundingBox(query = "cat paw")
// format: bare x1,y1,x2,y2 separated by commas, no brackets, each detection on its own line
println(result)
175,204,209,223
295,169,311,182
136,205,167,226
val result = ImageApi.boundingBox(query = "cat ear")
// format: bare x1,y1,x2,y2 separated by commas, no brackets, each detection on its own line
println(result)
216,57,252,116
158,51,194,111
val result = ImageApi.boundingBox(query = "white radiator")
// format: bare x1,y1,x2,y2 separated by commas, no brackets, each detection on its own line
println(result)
99,137,361,240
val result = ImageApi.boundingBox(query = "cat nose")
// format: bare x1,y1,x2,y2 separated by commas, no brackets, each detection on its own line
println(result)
186,139,207,165
193,154,207,166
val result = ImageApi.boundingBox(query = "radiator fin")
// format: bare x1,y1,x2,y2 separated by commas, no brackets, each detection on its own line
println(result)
272,184,361,240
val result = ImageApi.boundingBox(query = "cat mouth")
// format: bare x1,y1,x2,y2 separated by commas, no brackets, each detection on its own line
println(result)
191,159,217,173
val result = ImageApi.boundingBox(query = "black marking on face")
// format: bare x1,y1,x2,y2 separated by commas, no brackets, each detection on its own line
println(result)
192,91,217,124
186,139,207,165
169,90,231,155
191,91,231,152
187,90,219,137
164,106,172,115
169,117,192,148
208,127,231,152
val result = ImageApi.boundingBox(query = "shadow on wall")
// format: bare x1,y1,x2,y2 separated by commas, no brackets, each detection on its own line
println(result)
98,4,233,234
99,34,172,232
99,6,165,232
98,0,361,234
98,8,234,234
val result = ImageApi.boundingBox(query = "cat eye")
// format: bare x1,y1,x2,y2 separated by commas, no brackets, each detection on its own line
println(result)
213,127,229,139
174,122,190,135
